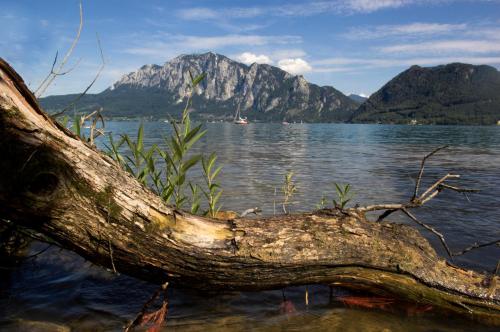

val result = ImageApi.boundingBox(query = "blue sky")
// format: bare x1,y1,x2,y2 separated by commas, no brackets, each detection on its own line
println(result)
2,0,500,97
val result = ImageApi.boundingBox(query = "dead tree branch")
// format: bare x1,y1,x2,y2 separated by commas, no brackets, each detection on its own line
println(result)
412,145,449,201
52,33,106,118
453,240,500,257
401,208,453,258
354,146,482,259
34,0,83,97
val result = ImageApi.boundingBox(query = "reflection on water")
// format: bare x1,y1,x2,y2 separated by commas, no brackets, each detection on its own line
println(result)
1,123,499,331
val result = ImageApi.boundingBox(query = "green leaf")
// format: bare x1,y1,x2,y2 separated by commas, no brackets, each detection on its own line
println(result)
125,155,137,168
191,73,206,87
214,190,223,204
335,183,342,195
137,122,144,152
185,130,206,151
72,114,82,137
212,165,223,180
181,155,202,173
184,125,202,145
177,196,187,206
124,163,135,175
162,187,174,202
169,137,183,159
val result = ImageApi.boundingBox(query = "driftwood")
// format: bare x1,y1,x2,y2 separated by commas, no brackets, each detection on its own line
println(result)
0,58,499,324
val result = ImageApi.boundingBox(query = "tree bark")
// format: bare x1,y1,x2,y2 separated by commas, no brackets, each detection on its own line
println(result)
0,58,499,324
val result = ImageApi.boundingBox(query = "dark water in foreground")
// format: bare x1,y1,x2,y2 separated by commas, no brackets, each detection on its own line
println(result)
1,123,499,331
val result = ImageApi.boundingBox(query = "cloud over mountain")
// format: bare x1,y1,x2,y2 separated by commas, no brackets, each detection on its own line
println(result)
278,58,312,75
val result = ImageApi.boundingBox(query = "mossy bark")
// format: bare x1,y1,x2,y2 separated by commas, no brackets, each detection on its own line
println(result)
0,58,499,324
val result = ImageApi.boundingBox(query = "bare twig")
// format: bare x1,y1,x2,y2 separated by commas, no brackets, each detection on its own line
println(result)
401,208,453,259
357,146,477,220
88,107,105,146
52,33,106,118
34,0,83,97
419,189,441,205
437,183,480,194
33,52,59,96
19,147,40,174
412,145,449,201
354,147,486,261
39,51,82,79
23,244,52,260
240,207,262,217
419,173,460,201
376,209,398,222
452,240,500,256
357,203,409,213
108,238,117,274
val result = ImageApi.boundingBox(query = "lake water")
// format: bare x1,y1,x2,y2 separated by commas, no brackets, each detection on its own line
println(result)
1,122,499,331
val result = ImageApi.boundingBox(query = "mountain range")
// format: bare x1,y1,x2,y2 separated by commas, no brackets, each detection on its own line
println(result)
40,52,358,122
351,63,500,125
40,53,500,125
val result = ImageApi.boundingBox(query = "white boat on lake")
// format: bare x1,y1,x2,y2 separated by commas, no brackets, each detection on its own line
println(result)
234,104,248,125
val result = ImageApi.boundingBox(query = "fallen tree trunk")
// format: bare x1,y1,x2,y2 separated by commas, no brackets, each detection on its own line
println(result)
0,59,499,324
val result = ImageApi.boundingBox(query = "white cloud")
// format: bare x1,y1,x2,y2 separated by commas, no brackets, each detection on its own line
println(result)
180,34,301,48
278,58,312,74
345,22,467,39
236,52,273,65
176,0,467,20
466,27,500,40
312,56,500,72
177,7,263,20
380,40,500,54
270,49,307,59
177,7,219,20
341,0,408,13
124,34,302,57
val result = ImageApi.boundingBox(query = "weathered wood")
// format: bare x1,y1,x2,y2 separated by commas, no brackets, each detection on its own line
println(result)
0,58,498,323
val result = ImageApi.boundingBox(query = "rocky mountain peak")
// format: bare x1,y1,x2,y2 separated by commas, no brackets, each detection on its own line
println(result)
42,52,358,122
110,52,357,121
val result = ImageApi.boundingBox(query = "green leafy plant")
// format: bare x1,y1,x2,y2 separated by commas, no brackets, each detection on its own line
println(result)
103,133,126,169
333,183,354,210
72,113,84,139
316,196,328,210
282,170,297,214
201,152,223,218
156,73,207,209
189,183,201,215
69,72,222,216
121,123,157,185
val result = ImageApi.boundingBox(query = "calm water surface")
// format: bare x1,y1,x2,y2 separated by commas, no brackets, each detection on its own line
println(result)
1,123,499,331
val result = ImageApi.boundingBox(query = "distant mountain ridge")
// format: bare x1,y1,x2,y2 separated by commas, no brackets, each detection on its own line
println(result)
350,63,500,125
40,52,358,122
348,94,368,103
